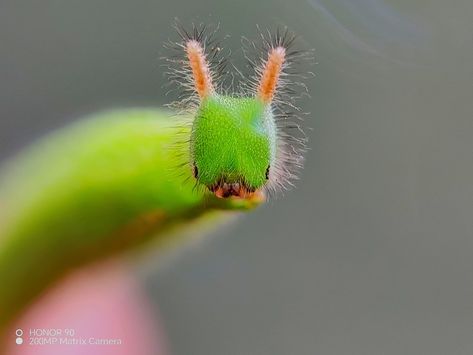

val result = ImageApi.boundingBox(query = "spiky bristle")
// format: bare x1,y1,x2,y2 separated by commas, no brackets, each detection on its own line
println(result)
257,46,286,104
185,40,214,98
163,22,229,112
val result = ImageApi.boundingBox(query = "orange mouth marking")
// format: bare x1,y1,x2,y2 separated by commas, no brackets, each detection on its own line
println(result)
210,182,259,199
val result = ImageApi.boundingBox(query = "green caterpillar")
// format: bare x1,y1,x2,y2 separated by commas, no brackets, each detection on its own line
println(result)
0,25,308,333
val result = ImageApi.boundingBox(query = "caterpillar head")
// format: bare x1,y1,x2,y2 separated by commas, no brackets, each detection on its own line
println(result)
167,26,308,199
192,95,275,198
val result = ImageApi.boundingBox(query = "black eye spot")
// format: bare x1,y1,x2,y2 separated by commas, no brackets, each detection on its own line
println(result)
193,164,199,178
265,165,270,180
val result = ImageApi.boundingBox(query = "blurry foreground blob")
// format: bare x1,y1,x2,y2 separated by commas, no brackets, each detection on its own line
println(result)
5,261,168,355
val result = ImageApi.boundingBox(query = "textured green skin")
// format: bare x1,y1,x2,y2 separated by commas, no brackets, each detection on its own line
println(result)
191,95,276,189
0,109,261,331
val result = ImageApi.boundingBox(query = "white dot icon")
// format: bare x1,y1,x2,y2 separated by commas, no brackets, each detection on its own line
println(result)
15,329,23,345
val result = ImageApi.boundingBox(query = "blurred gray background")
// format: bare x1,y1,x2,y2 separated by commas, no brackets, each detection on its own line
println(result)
1,0,473,354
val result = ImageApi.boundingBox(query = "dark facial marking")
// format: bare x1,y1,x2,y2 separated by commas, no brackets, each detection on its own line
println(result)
193,164,199,178
208,180,255,199
265,165,270,180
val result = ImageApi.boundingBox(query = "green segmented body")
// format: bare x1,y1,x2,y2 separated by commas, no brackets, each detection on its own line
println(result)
0,109,261,330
